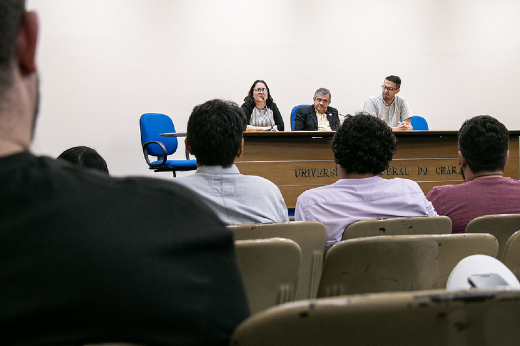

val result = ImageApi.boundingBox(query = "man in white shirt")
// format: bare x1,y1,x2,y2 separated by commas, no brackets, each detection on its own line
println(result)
295,114,436,253
363,75,414,131
177,99,289,225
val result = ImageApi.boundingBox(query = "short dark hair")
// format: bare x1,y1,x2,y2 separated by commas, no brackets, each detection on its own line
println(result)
385,75,401,89
57,146,109,174
314,88,331,101
0,0,26,94
243,80,274,108
187,99,246,167
458,115,509,173
332,114,397,175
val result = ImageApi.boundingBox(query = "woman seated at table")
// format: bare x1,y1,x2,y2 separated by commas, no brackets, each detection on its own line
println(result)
241,80,284,131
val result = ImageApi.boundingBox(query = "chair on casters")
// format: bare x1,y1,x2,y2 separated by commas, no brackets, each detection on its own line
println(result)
290,104,311,131
139,113,197,177
410,115,429,130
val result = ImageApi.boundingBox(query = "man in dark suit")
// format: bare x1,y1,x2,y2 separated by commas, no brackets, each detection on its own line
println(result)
294,88,340,131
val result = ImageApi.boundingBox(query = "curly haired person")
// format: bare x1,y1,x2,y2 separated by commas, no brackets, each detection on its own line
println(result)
295,114,436,253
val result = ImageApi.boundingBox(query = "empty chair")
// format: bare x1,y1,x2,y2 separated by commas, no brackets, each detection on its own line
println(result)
229,221,327,300
139,113,197,177
318,235,440,297
434,233,499,288
502,230,520,280
318,233,498,297
290,104,311,131
342,216,452,240
465,213,520,260
410,115,429,130
230,289,520,346
235,238,301,314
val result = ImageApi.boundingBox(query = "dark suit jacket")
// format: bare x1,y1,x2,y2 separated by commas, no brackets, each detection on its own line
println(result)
294,105,340,131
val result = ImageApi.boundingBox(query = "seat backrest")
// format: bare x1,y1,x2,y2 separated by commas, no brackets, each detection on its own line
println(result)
230,289,520,346
318,233,498,297
434,233,499,288
342,216,452,241
410,115,429,130
235,238,301,314
465,214,520,260
502,230,520,280
318,235,441,297
229,221,327,300
290,104,311,131
139,113,178,156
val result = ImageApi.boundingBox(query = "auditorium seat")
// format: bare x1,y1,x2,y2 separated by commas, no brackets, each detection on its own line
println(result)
230,289,520,346
235,238,301,314
229,221,327,300
342,216,452,241
139,113,196,177
502,230,520,280
465,213,520,260
317,233,498,297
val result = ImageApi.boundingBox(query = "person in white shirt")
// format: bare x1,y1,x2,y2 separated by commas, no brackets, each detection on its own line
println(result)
363,75,414,131
295,114,436,253
177,99,289,225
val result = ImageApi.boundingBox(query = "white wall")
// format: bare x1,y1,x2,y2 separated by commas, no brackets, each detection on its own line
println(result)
27,0,520,178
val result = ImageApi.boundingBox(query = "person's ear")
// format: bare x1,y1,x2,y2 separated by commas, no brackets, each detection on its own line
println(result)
236,139,244,159
185,138,194,155
17,11,39,75
458,151,466,167
506,150,510,165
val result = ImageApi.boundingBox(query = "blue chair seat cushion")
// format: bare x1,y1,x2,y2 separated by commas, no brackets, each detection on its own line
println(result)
149,159,197,171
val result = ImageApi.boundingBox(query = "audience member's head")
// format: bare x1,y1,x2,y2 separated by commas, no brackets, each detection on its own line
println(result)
186,99,247,167
332,114,397,175
458,115,509,174
57,146,109,174
0,0,39,153
0,0,25,95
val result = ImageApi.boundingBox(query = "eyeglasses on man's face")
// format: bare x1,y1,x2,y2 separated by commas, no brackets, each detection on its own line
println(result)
314,97,330,104
254,88,267,93
381,85,397,91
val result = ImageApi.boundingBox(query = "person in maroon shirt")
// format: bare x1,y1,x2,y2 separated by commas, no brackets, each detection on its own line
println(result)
427,115,520,233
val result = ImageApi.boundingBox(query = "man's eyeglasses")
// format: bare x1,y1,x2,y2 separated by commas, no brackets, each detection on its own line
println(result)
315,97,330,104
381,85,397,91
254,88,267,93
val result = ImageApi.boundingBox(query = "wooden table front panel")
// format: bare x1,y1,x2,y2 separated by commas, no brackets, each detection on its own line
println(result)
236,131,520,209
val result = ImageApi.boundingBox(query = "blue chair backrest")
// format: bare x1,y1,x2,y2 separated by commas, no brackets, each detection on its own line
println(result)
411,116,429,131
140,113,178,156
290,104,311,131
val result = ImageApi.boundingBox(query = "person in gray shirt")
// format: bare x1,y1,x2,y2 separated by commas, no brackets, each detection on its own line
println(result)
177,99,289,225
363,75,414,131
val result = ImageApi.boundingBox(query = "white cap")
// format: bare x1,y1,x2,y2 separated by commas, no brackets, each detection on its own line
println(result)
447,254,520,290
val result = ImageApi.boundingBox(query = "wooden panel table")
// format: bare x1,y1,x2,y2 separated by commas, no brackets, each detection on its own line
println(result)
235,131,520,209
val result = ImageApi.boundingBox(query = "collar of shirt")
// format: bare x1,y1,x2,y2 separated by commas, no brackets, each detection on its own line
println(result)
196,164,240,175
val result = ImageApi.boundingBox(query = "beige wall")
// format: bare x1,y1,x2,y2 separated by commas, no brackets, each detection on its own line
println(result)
28,0,520,177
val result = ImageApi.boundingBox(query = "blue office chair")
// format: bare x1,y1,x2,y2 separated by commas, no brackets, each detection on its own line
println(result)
410,116,429,131
139,113,197,177
290,104,311,131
